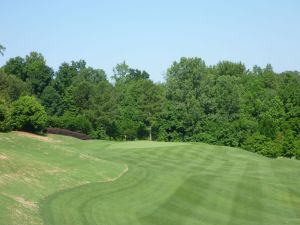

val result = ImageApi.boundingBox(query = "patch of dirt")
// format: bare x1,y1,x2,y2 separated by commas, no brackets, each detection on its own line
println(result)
2,193,38,209
0,172,39,187
0,154,8,160
15,131,60,143
0,173,18,185
7,203,42,225
45,167,65,174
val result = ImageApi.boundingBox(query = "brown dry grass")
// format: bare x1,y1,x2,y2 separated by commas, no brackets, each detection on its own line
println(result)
15,131,60,143
2,193,37,209
0,154,8,160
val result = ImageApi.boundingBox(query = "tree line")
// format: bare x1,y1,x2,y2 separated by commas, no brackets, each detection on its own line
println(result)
0,50,299,159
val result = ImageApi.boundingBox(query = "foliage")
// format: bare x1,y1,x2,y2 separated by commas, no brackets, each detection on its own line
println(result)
3,52,53,96
1,52,300,158
0,99,10,131
40,85,63,116
10,96,47,132
161,57,299,158
3,56,26,80
0,71,29,102
48,113,92,135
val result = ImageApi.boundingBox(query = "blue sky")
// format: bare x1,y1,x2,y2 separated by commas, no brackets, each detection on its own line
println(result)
1,0,300,81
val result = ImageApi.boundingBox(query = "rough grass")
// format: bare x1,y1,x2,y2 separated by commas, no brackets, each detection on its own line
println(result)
0,132,300,225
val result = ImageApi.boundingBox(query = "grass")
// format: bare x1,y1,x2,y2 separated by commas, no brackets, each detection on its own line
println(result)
0,132,300,225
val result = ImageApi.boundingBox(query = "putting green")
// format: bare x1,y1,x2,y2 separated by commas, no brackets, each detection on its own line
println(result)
1,132,300,225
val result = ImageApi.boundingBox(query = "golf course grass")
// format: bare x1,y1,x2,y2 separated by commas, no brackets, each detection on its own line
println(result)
0,131,300,225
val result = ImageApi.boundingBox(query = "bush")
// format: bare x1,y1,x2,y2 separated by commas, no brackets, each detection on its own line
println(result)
242,133,268,153
0,100,11,131
190,132,217,144
294,138,300,159
10,96,47,132
242,133,283,158
89,127,107,139
74,115,92,134
259,141,282,158
47,113,92,135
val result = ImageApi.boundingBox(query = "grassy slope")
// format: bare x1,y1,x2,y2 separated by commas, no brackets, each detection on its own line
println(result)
1,132,300,225
0,132,124,225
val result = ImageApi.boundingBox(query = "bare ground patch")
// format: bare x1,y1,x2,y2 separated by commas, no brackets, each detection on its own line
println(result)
0,154,8,160
0,171,40,186
79,153,103,162
44,167,66,174
0,165,64,186
15,131,60,143
2,193,38,209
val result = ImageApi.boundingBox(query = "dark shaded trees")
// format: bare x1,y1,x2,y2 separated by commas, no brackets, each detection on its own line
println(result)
0,71,29,102
3,56,26,81
40,86,63,116
3,52,53,96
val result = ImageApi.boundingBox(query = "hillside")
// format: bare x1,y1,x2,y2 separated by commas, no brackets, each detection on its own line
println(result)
0,132,300,225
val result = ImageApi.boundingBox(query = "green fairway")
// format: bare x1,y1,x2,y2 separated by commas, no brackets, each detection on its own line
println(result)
1,132,300,225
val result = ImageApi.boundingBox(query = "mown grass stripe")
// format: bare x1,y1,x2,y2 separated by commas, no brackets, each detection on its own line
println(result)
1,132,300,225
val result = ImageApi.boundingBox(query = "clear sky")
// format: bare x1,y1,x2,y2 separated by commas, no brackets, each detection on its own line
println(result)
1,0,300,81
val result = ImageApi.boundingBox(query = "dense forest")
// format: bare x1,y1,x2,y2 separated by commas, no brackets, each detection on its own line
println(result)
0,49,299,159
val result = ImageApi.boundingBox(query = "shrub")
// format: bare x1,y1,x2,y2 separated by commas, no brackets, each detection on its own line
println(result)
89,127,107,139
242,133,283,158
10,96,47,132
191,132,217,144
0,100,11,131
294,138,300,159
47,113,92,135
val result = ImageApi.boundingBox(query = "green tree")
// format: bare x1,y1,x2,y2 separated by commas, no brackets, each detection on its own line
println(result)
163,57,207,141
2,51,300,159
4,52,53,96
86,81,118,138
0,99,10,131
40,85,63,116
259,96,285,139
62,85,79,115
112,61,130,83
214,75,241,120
10,96,47,132
24,52,53,96
3,56,26,81
112,62,149,83
0,71,29,102
54,60,86,95
127,69,149,81
214,61,246,77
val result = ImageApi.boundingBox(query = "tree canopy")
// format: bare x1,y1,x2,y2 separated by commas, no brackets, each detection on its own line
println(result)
0,53,299,159
10,96,47,132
